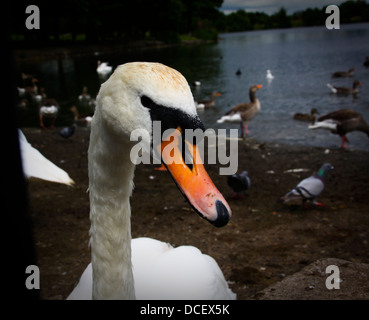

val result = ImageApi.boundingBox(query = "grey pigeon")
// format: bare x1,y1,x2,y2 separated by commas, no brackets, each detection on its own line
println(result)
227,171,250,198
281,163,333,206
59,124,76,139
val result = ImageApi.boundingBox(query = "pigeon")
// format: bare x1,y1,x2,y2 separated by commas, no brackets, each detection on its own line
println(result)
59,124,76,140
227,171,250,198
280,163,333,207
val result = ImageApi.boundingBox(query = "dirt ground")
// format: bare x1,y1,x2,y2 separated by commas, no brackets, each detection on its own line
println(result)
22,126,369,300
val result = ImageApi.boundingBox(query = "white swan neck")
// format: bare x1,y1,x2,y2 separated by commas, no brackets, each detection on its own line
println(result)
88,122,136,300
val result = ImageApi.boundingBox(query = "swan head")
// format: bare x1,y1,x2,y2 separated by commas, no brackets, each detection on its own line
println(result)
94,62,231,227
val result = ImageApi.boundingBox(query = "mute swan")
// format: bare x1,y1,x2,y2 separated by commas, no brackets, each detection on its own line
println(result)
18,129,74,185
68,62,234,300
217,84,262,138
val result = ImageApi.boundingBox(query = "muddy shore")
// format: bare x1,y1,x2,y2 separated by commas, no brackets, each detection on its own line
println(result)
22,127,369,300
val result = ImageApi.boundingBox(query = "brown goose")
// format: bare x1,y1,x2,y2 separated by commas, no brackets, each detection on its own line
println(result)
196,91,221,108
309,109,369,149
332,68,355,78
217,84,262,138
327,80,362,94
293,108,319,123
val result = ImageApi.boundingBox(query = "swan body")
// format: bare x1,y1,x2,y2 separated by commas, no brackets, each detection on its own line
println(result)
69,62,233,300
68,238,236,300
18,129,74,185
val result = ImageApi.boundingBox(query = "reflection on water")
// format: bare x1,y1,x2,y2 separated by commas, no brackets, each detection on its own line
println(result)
14,23,369,150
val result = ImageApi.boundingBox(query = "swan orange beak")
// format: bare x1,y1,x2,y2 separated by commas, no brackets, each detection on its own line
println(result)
157,128,231,227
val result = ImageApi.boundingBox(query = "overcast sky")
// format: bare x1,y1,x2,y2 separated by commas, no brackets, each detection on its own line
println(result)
220,0,347,15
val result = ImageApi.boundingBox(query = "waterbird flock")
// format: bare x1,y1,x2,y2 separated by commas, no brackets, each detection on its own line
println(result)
15,53,369,300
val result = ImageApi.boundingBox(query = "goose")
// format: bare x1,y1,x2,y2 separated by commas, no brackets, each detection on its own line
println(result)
266,69,274,80
327,80,362,94
19,73,38,96
69,106,93,127
309,109,369,149
33,87,47,103
332,67,355,78
293,108,319,123
196,91,222,108
18,129,74,185
217,84,262,138
67,62,234,300
96,60,113,77
39,99,59,129
78,86,93,108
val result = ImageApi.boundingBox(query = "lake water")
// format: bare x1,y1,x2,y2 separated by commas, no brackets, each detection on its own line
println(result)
15,23,369,150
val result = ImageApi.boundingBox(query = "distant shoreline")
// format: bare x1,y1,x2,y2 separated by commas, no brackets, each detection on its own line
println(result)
12,22,369,63
11,38,213,63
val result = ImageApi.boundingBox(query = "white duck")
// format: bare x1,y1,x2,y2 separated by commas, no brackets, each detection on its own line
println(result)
67,62,235,300
18,129,74,185
96,60,113,77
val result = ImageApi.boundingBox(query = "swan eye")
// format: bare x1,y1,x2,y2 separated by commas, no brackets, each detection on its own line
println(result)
141,95,157,109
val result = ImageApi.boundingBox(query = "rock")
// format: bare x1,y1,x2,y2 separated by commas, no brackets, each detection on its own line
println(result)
254,258,369,299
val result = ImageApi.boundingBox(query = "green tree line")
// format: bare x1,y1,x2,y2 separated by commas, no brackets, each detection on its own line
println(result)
9,0,369,46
